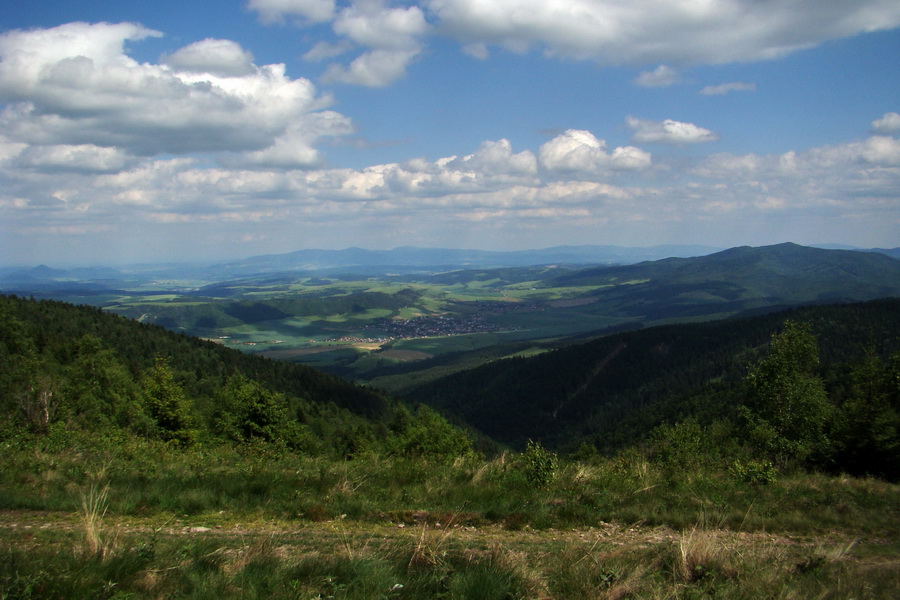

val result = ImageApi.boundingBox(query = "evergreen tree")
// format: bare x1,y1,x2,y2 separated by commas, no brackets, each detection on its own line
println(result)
213,374,308,448
831,352,900,480
141,358,196,445
63,335,139,429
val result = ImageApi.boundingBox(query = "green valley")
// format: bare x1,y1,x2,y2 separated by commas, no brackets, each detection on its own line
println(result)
3,240,900,598
11,243,900,387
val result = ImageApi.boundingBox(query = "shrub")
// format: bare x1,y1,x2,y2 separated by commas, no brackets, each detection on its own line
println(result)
731,458,777,485
519,440,559,487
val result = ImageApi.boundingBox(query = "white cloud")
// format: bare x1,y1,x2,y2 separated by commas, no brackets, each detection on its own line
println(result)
247,0,336,24
226,111,355,169
626,117,720,144
161,38,255,76
426,0,900,65
871,112,900,135
13,144,134,173
303,40,355,62
539,129,652,173
0,22,348,164
333,1,429,50
695,135,900,180
318,1,430,87
321,48,421,87
634,65,679,88
7,122,900,260
445,139,538,176
858,135,900,166
245,1,900,89
700,81,757,96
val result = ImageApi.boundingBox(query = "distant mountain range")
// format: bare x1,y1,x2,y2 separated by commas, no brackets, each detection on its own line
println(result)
3,243,898,289
0,244,723,288
538,243,900,319
209,244,725,276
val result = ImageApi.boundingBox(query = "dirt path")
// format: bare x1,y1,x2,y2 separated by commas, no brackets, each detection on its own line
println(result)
0,508,848,553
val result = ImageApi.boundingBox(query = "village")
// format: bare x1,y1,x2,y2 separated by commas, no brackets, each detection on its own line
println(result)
365,314,505,338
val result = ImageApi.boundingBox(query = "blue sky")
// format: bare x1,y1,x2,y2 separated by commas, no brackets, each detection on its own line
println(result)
1,1,898,266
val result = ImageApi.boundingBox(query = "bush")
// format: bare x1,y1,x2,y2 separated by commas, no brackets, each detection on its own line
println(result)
731,458,777,485
519,440,559,487
388,404,473,462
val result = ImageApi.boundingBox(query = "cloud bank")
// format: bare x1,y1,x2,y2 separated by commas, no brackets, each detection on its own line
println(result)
248,0,900,86
0,22,347,165
1,17,898,262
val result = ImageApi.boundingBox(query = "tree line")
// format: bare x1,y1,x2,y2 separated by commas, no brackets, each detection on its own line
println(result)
0,294,471,461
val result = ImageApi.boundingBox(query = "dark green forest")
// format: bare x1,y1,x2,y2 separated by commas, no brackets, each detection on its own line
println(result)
406,299,900,480
3,293,900,482
0,294,469,461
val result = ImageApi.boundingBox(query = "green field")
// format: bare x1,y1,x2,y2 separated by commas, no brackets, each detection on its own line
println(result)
88,275,651,382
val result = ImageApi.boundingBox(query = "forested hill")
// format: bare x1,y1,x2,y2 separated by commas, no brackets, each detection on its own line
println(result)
0,294,482,462
0,294,391,420
548,243,900,310
405,299,900,454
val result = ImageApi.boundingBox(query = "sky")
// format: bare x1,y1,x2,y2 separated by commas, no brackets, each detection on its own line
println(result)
1,1,899,266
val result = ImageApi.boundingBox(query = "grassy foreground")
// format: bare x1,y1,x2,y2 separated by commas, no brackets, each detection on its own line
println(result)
1,436,899,598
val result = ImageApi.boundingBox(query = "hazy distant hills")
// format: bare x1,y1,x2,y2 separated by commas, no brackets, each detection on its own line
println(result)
3,243,898,288
209,244,725,276
0,244,721,289
538,243,900,320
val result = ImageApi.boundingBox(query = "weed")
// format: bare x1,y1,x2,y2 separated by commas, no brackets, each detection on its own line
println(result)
408,521,455,571
78,476,114,558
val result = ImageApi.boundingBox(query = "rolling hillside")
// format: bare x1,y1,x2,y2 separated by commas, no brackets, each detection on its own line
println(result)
549,243,900,313
0,294,393,421
404,299,900,453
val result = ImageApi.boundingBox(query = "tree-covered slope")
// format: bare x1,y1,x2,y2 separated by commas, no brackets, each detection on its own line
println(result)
545,243,900,320
0,294,475,461
405,299,900,454
1,294,392,419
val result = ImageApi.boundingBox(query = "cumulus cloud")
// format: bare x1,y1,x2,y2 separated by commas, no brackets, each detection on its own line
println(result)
857,135,900,166
427,0,900,65
13,144,134,173
445,139,538,176
161,38,255,76
539,130,652,174
333,1,429,49
246,1,900,87
700,81,757,95
247,0,336,24
626,117,720,144
0,22,348,167
871,112,900,135
321,47,421,87
4,118,900,262
227,112,355,169
316,1,430,87
696,135,900,179
634,65,679,88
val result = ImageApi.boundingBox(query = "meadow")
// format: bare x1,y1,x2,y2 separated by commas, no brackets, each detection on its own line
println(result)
2,431,898,599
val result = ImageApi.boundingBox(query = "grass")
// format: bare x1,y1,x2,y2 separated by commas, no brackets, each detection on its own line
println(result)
2,513,896,599
1,434,898,598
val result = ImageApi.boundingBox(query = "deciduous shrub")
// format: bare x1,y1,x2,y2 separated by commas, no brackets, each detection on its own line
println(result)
519,440,559,487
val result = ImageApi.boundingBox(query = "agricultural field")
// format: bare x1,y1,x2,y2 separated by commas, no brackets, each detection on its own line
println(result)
88,272,640,380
